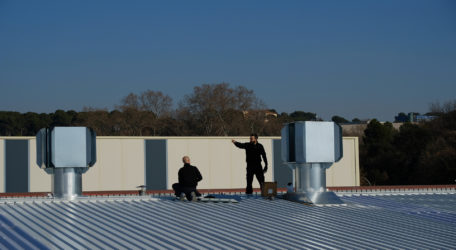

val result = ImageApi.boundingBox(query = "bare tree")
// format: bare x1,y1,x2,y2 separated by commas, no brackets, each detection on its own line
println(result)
139,90,173,118
116,93,152,136
429,100,456,114
110,84,268,136
180,83,230,135
234,86,256,112
118,93,140,111
116,91,174,136
77,107,111,135
179,83,266,136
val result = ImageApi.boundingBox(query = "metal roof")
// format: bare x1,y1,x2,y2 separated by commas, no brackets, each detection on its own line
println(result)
1,192,456,249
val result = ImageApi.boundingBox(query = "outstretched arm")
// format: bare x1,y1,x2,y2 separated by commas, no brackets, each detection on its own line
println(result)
232,139,246,149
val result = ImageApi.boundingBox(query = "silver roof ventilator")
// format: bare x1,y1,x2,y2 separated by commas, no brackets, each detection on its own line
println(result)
281,121,343,204
36,127,96,200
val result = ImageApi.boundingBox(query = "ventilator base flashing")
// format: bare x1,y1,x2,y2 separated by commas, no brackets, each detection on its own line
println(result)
284,191,344,205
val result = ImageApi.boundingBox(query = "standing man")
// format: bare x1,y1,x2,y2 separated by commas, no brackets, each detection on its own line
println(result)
172,156,203,201
232,133,268,194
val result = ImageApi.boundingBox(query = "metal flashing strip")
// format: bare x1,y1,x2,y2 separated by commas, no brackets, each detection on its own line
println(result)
0,195,161,204
334,186,456,196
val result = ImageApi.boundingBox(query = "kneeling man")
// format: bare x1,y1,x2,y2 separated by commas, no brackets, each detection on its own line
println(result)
172,156,203,201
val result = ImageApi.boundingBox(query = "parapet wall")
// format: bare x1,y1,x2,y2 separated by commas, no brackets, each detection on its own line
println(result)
0,136,359,192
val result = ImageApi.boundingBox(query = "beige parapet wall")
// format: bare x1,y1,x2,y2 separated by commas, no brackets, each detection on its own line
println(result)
85,138,145,192
0,136,359,192
167,137,274,190
327,137,360,186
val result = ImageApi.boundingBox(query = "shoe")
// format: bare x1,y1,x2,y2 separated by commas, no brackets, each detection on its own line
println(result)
190,192,197,202
179,193,186,201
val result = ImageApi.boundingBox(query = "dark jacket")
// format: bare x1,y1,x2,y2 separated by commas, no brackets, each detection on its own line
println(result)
178,163,203,187
234,142,268,166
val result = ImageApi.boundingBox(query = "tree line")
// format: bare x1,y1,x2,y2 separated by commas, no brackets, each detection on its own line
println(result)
0,83,320,137
361,110,456,185
1,83,455,185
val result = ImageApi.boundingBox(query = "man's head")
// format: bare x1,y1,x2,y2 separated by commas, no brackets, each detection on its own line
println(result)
182,156,190,164
250,133,258,144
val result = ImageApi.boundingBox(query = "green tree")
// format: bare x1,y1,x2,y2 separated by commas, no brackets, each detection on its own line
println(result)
361,120,397,185
331,115,349,124
0,111,25,135
23,112,52,135
352,118,361,123
389,123,431,184
415,110,456,184
289,111,317,121
359,110,456,186
394,112,408,122
51,110,77,126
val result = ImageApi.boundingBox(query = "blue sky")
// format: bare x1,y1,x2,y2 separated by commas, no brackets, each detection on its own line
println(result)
1,0,455,121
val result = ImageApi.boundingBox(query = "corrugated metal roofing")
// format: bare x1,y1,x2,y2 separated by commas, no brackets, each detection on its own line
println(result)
1,192,456,249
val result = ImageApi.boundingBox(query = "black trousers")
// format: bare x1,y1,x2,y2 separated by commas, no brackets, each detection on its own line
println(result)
172,183,201,200
246,164,265,194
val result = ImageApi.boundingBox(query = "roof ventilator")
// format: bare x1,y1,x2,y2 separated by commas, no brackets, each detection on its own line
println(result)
36,127,96,200
281,121,344,204
137,185,147,196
